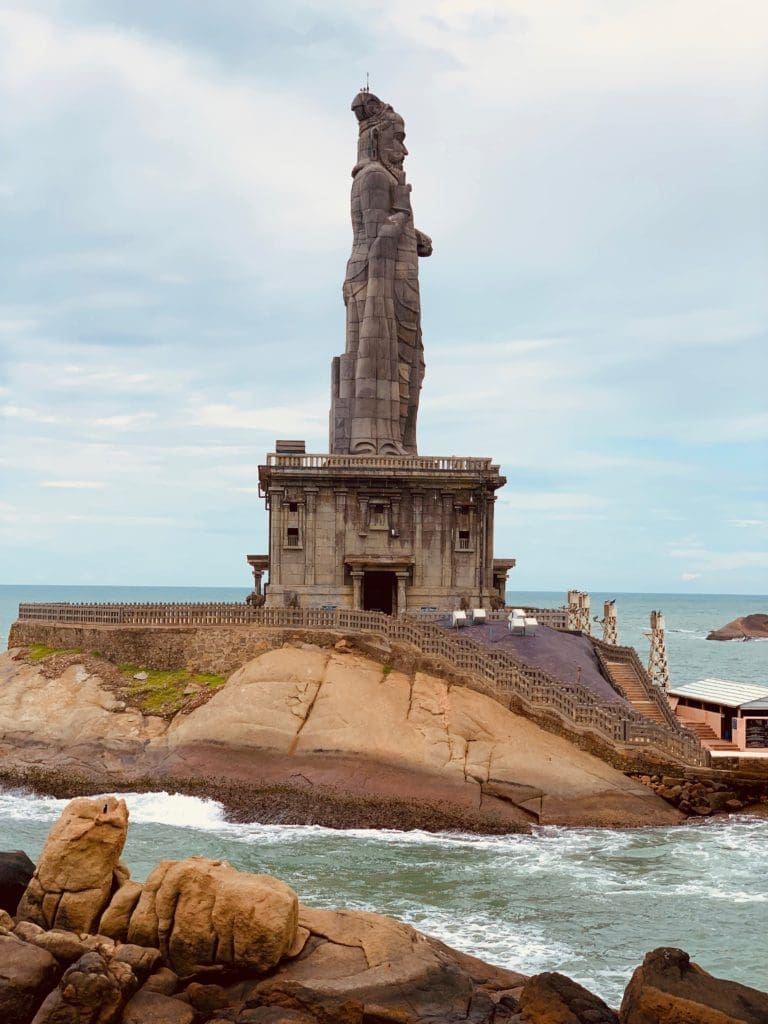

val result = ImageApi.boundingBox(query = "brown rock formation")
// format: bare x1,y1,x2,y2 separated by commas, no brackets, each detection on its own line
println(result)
619,947,768,1023
707,613,768,640
5,798,768,1024
0,849,35,914
0,932,60,1022
519,971,619,1022
0,646,681,830
30,949,137,1024
17,797,129,933
123,857,302,977
161,647,679,829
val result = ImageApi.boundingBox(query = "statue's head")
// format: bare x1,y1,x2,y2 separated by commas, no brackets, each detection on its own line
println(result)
352,91,408,176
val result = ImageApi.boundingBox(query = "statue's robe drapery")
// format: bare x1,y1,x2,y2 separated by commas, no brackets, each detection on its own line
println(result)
330,157,426,456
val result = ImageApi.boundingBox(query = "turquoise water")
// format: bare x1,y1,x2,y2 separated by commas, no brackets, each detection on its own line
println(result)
0,789,765,1007
2,585,766,687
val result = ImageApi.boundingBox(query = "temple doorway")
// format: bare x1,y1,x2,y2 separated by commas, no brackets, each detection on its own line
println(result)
363,571,395,614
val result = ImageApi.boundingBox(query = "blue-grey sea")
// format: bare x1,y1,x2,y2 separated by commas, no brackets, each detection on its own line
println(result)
1,586,766,1005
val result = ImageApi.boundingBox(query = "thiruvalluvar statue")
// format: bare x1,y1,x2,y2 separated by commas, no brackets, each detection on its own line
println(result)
330,91,432,455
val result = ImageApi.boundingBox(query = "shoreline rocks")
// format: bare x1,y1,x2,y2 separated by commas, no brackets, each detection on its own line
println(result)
707,613,768,641
2,797,768,1023
0,645,682,831
630,772,768,817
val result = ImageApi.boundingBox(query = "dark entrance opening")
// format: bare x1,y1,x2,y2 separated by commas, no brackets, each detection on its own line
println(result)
363,571,395,615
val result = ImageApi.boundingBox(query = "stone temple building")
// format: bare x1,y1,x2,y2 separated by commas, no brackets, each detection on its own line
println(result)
250,90,514,613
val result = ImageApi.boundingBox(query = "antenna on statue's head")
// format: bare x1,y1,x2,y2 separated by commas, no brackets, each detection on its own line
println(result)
362,71,370,93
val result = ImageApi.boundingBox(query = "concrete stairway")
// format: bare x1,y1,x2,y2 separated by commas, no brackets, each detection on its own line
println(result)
680,720,740,752
602,657,669,724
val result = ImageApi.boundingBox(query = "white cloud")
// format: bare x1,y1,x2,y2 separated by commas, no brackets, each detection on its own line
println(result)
66,513,181,527
196,402,326,435
0,8,351,267
93,412,157,429
40,480,104,489
499,492,604,512
1,404,60,424
670,546,768,572
681,572,702,581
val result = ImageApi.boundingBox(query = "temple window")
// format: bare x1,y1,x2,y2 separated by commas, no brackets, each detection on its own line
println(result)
369,503,388,529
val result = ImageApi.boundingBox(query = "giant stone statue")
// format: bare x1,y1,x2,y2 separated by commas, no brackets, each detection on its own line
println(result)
330,91,432,455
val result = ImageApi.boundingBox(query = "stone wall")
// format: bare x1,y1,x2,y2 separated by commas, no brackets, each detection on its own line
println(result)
9,621,348,675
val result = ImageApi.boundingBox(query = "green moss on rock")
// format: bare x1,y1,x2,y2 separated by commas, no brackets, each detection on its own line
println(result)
119,665,226,715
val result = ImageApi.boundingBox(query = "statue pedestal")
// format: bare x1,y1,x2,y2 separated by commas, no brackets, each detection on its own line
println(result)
257,451,514,613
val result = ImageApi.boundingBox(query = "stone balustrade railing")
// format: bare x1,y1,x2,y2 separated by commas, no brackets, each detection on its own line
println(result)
265,452,497,473
15,602,709,766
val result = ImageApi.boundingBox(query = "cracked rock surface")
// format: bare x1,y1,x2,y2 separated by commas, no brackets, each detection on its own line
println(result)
0,646,680,829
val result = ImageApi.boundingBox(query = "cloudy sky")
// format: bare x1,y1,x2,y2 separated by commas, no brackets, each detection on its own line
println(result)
1,0,766,594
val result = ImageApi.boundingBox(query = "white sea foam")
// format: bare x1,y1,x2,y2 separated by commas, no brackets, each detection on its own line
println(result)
120,791,227,829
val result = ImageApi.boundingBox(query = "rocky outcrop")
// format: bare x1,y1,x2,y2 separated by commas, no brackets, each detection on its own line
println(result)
0,645,681,830
3,799,768,1023
519,972,619,1022
122,857,303,977
630,772,768,817
0,849,35,914
17,797,129,933
30,950,137,1024
620,947,768,1023
0,931,60,1022
707,613,768,640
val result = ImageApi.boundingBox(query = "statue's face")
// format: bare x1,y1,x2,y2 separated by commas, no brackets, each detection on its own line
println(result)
380,116,408,172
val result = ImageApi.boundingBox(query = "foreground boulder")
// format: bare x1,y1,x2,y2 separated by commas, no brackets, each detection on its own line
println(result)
245,905,524,1021
620,947,768,1023
519,971,618,1022
0,932,60,1022
17,797,128,933
30,949,137,1024
123,856,303,977
0,849,35,914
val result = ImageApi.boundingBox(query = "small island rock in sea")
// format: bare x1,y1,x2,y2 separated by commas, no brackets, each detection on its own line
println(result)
707,613,768,641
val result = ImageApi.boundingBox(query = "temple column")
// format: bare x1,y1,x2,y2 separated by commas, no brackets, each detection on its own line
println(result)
351,570,364,610
269,487,284,587
441,492,453,590
334,489,347,587
396,571,408,615
412,491,423,585
304,487,318,585
358,496,369,535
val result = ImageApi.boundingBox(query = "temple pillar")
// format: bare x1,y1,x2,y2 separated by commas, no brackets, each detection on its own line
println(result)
412,491,423,585
269,487,284,586
441,491,453,589
351,570,364,610
304,487,318,585
396,571,408,615
334,489,347,586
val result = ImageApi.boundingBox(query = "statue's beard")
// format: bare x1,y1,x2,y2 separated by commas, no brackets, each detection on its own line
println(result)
380,151,404,177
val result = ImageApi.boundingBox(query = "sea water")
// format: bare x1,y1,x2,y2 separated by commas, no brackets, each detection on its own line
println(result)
0,789,766,1006
1,585,767,1005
